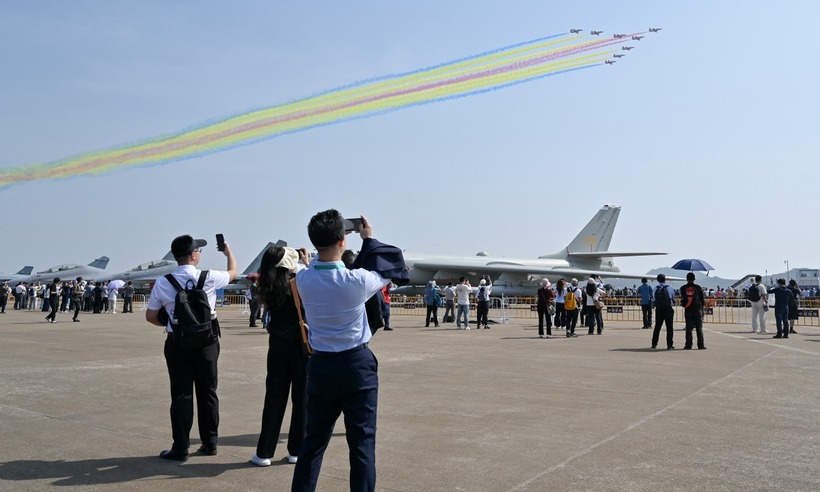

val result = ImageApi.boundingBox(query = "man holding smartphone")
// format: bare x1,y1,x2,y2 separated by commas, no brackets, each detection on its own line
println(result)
292,210,396,492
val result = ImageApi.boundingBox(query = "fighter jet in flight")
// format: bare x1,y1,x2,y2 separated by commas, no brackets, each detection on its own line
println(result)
649,27,662,32
605,60,616,65
570,28,582,34
613,54,625,58
622,46,634,51
632,35,645,41
590,30,603,36
613,33,627,38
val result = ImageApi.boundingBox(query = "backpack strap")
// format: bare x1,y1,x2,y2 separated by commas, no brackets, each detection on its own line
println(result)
197,270,208,290
164,274,184,292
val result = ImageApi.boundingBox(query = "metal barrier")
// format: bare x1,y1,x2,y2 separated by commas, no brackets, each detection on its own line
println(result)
380,295,820,326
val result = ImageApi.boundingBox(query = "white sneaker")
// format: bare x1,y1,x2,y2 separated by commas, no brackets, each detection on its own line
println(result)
286,454,298,464
250,453,271,467
760,330,769,334
539,334,545,338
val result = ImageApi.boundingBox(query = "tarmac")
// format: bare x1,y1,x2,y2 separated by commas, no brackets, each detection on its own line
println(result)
0,308,818,491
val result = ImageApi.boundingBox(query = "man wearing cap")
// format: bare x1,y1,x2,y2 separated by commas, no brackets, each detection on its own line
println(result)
291,210,393,492
475,276,492,329
145,235,236,462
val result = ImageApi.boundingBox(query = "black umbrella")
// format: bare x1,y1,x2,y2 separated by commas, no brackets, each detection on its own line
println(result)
671,259,715,274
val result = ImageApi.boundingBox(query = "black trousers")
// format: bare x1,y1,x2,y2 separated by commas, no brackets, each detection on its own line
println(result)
641,303,653,328
566,308,579,333
256,334,307,460
684,310,705,348
46,296,59,321
537,305,553,336
0,293,7,312
72,298,82,320
652,307,675,348
425,305,438,326
476,300,489,327
164,334,220,451
249,299,260,326
123,296,133,313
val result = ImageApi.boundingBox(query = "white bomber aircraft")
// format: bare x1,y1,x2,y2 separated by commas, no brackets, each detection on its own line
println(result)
399,204,667,296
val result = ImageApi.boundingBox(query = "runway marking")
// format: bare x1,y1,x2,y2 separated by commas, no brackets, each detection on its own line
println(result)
707,328,820,356
507,350,778,491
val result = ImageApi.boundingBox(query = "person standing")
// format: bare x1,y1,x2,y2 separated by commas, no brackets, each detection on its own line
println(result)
13,283,23,310
122,281,134,313
455,276,472,329
250,246,309,467
60,281,71,313
564,278,580,337
71,277,85,322
107,281,119,313
0,281,9,313
424,280,441,327
748,275,768,334
443,282,456,323
786,279,800,335
768,278,795,339
536,279,555,338
247,278,260,327
291,210,397,492
145,235,236,461
475,276,492,329
637,277,654,329
651,274,676,349
553,279,567,330
680,272,706,350
582,278,604,335
92,282,104,313
381,282,394,331
45,278,61,323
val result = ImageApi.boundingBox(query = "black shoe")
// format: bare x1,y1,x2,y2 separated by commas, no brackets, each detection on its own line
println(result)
159,449,189,461
683,346,692,350
570,333,578,338
698,346,707,350
773,335,783,339
789,329,797,334
668,346,675,350
384,327,393,331
73,319,80,322
783,335,789,339
249,324,257,327
652,345,657,349
197,444,217,456
424,325,429,327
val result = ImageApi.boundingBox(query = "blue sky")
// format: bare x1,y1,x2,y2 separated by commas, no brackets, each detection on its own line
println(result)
1,1,818,280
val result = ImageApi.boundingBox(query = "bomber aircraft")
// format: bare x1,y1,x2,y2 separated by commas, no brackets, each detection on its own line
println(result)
20,257,110,284
396,204,669,297
0,266,34,284
590,30,603,36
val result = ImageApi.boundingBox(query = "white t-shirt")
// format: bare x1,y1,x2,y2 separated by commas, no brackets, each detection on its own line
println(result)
455,283,471,305
147,265,231,332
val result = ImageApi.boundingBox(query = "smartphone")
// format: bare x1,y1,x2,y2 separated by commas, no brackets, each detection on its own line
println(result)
345,217,364,233
216,233,225,252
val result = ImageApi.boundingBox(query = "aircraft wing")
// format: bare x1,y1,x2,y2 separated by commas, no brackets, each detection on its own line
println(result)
568,252,666,258
413,260,682,281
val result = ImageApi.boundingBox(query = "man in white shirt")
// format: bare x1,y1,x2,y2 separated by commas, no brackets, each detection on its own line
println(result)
455,276,472,329
749,275,768,334
145,235,236,462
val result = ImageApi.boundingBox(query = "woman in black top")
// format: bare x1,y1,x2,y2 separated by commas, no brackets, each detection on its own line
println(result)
787,279,801,335
251,246,309,467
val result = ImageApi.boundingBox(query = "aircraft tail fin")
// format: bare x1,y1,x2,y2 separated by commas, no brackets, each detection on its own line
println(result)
88,256,110,270
241,240,288,276
16,266,34,275
563,204,620,254
161,250,175,261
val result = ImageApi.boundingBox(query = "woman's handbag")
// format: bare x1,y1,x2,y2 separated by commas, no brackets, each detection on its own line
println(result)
593,297,604,310
289,278,314,356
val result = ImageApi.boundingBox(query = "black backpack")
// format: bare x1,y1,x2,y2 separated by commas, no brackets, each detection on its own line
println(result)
748,284,761,302
165,271,217,350
655,285,672,309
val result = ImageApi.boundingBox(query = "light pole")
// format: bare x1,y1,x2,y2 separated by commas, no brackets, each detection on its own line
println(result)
784,260,790,280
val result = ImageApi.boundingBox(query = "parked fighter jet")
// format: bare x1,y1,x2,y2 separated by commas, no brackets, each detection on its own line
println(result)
20,257,110,284
649,27,662,32
96,250,177,285
570,28,582,34
590,30,603,36
0,266,34,283
613,54,625,58
622,46,634,51
605,60,616,65
396,205,669,297
632,35,644,41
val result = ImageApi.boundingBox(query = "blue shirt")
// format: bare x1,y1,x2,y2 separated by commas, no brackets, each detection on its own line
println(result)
295,260,389,352
637,283,654,305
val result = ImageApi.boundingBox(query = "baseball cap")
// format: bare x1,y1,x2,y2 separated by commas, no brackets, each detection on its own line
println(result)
171,235,208,258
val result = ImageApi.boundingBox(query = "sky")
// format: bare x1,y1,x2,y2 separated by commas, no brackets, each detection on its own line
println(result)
1,1,818,281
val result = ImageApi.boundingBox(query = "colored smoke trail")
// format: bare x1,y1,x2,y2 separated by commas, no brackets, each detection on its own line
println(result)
0,32,645,189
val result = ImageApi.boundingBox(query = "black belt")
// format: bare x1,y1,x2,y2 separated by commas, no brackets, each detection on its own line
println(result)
312,343,369,356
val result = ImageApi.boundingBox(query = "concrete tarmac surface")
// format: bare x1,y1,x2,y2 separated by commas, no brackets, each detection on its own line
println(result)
1,309,818,491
